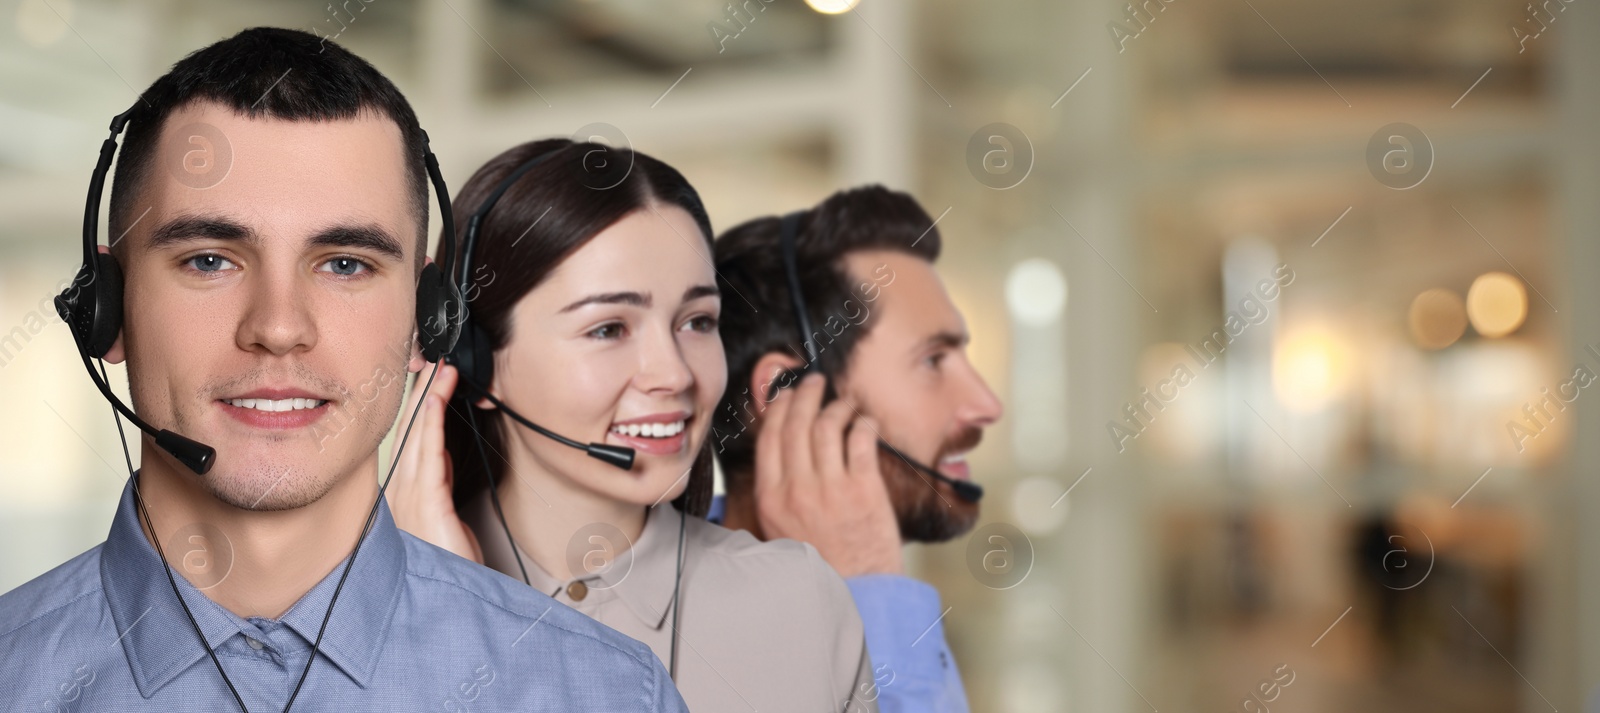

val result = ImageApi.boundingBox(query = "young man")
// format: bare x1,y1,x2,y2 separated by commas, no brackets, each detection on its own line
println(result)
0,28,685,711
712,186,1004,713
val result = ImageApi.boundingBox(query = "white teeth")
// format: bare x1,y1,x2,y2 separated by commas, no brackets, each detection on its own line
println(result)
611,419,687,438
228,398,324,412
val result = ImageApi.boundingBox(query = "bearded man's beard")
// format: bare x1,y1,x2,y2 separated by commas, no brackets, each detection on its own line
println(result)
879,426,983,542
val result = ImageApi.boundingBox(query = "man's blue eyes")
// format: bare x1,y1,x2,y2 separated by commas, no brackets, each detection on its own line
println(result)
188,255,234,272
321,257,367,276
185,255,369,276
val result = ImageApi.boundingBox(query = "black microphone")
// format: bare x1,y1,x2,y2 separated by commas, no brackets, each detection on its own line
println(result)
453,374,635,470
876,440,983,504
156,430,218,476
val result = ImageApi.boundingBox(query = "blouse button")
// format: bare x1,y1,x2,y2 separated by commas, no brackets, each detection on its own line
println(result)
567,580,589,601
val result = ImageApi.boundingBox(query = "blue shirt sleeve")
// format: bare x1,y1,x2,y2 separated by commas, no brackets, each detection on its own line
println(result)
845,574,970,713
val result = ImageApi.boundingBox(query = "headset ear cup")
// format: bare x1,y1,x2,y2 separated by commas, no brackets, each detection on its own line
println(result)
85,253,124,358
415,262,461,362
469,324,494,390
446,322,494,393
54,265,92,354
55,255,123,358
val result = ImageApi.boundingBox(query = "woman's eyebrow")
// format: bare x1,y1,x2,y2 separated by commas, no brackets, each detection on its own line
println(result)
682,284,719,302
559,291,650,313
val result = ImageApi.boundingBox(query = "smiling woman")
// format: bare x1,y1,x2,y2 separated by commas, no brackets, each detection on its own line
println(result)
385,138,879,712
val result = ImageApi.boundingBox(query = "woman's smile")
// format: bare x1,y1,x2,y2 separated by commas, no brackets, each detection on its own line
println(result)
607,410,693,456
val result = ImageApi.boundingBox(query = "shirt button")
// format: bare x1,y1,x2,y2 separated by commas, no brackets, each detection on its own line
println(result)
247,637,264,651
567,581,588,601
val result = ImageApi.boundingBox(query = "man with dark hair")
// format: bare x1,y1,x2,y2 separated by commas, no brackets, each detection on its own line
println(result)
0,28,684,711
712,185,1003,713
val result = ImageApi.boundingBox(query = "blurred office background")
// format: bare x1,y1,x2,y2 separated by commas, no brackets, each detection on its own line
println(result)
3,0,1597,710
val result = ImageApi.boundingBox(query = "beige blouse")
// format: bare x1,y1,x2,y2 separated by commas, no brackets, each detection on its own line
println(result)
468,495,878,713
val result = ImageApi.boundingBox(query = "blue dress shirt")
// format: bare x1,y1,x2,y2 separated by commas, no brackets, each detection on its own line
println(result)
706,495,969,713
1,480,687,712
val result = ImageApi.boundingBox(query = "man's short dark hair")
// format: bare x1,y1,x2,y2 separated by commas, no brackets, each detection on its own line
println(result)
108,27,428,268
711,185,941,489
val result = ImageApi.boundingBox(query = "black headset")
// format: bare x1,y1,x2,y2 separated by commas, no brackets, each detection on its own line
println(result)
444,142,688,681
773,210,984,504
56,103,461,713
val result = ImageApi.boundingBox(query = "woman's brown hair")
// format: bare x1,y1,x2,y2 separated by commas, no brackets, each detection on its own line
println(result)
437,138,716,518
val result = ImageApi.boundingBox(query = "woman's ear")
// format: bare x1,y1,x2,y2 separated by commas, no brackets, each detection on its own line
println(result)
749,351,805,411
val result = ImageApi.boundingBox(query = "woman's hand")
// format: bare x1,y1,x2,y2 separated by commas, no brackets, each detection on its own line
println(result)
388,363,484,563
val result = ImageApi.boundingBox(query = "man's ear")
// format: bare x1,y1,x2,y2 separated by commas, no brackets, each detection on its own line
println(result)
104,334,127,364
750,351,806,411
407,336,426,374
97,245,127,364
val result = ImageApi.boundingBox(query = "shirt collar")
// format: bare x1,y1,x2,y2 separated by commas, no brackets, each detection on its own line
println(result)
101,476,407,697
475,494,683,630
606,504,684,629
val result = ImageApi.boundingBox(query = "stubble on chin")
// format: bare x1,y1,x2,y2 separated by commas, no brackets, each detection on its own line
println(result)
159,334,415,511
182,385,398,513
